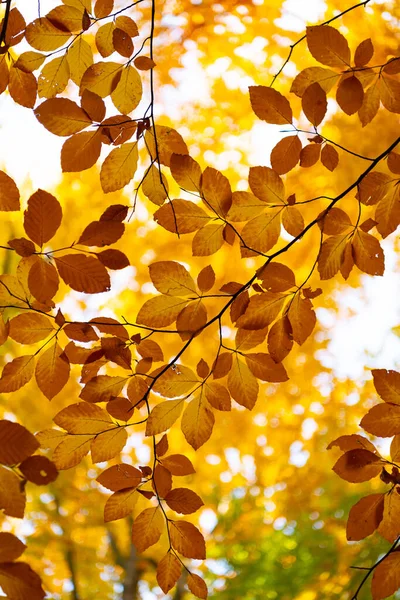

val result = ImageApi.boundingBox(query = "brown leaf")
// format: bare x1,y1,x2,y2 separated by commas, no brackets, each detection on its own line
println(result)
320,144,339,171
145,125,188,167
306,25,350,68
61,130,102,172
245,353,288,382
0,171,20,211
104,487,138,522
360,403,400,437
336,76,364,115
23,189,62,246
35,98,91,136
181,394,215,449
55,254,111,293
0,562,45,599
170,154,202,192
153,464,172,497
165,488,204,514
8,66,37,109
187,573,208,599
100,142,139,193
354,38,374,67
154,199,210,234
249,86,293,124
0,420,39,465
0,532,26,562
161,454,195,476
156,552,182,595
28,257,59,304
371,550,400,600
35,342,70,400
302,83,327,126
0,355,35,393
146,399,184,436
0,465,26,517
228,356,258,409
332,449,382,483
9,312,54,344
131,507,164,552
170,520,206,559
372,369,400,404
352,230,384,276
80,375,127,403
346,493,384,541
19,455,58,485
270,135,302,175
327,434,378,454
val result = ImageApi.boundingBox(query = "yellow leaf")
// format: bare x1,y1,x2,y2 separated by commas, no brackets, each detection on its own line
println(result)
9,312,54,344
192,223,225,256
100,142,139,193
227,356,258,409
318,234,349,280
132,507,164,552
291,66,339,97
282,206,304,237
79,375,127,403
201,167,232,217
156,552,182,594
54,402,114,434
91,427,127,462
136,296,188,327
288,294,316,345
25,17,71,51
248,166,285,204
170,154,202,192
0,355,35,393
52,434,93,469
146,399,184,435
145,125,188,167
375,184,400,238
154,199,210,234
237,292,285,330
35,342,70,400
38,55,70,98
67,37,93,86
80,62,122,98
153,365,198,398
95,22,115,57
104,487,138,522
181,394,214,449
226,191,266,222
111,65,142,114
177,301,207,340
142,165,169,206
360,403,400,437
149,261,197,296
241,209,281,256
352,229,384,276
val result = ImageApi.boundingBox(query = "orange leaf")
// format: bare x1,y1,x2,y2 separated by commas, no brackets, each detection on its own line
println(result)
237,292,285,330
0,355,35,393
301,83,327,126
104,487,138,522
354,38,374,67
288,294,316,345
170,154,202,192
55,254,111,293
35,98,91,136
0,420,39,465
165,488,204,514
97,463,142,491
154,199,210,234
228,356,259,409
371,550,400,600
54,402,113,434
35,342,70,400
320,144,339,171
25,17,71,51
306,25,350,68
245,353,288,382
249,86,293,124
131,507,164,552
153,463,172,497
0,465,26,517
336,75,364,115
156,552,182,594
170,520,206,559
0,562,45,599
8,66,37,109
181,394,215,449
23,189,62,247
268,317,293,363
270,135,302,175
146,399,184,436
161,454,196,475
80,61,122,98
28,257,59,304
192,223,225,257
136,296,188,328
0,171,20,211
201,167,232,217
327,434,378,454
100,142,139,193
61,131,102,172
145,125,188,167
9,312,54,344
0,532,26,562
249,166,285,204
361,403,400,437
187,573,208,599
346,493,384,541
91,427,127,462
372,369,400,404
149,261,197,296
52,434,93,470
80,375,127,403
352,229,384,276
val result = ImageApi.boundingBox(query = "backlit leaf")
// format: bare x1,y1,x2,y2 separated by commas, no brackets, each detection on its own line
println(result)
24,189,62,246
35,342,70,400
228,356,259,409
35,98,91,136
146,399,184,435
156,552,182,594
131,507,164,552
100,142,139,193
165,488,204,514
0,171,20,211
170,520,206,559
270,135,302,175
346,493,384,541
181,394,215,449
0,355,35,393
104,487,138,522
306,25,350,68
55,254,111,293
249,86,292,124
0,420,39,465
332,449,382,483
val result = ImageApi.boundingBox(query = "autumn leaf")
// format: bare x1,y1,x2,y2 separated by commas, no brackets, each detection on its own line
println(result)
131,507,164,552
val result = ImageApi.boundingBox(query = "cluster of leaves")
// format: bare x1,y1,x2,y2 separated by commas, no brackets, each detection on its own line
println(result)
1,0,400,597
0,419,58,598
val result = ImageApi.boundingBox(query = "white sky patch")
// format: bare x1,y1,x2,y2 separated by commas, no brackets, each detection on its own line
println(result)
275,0,327,32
